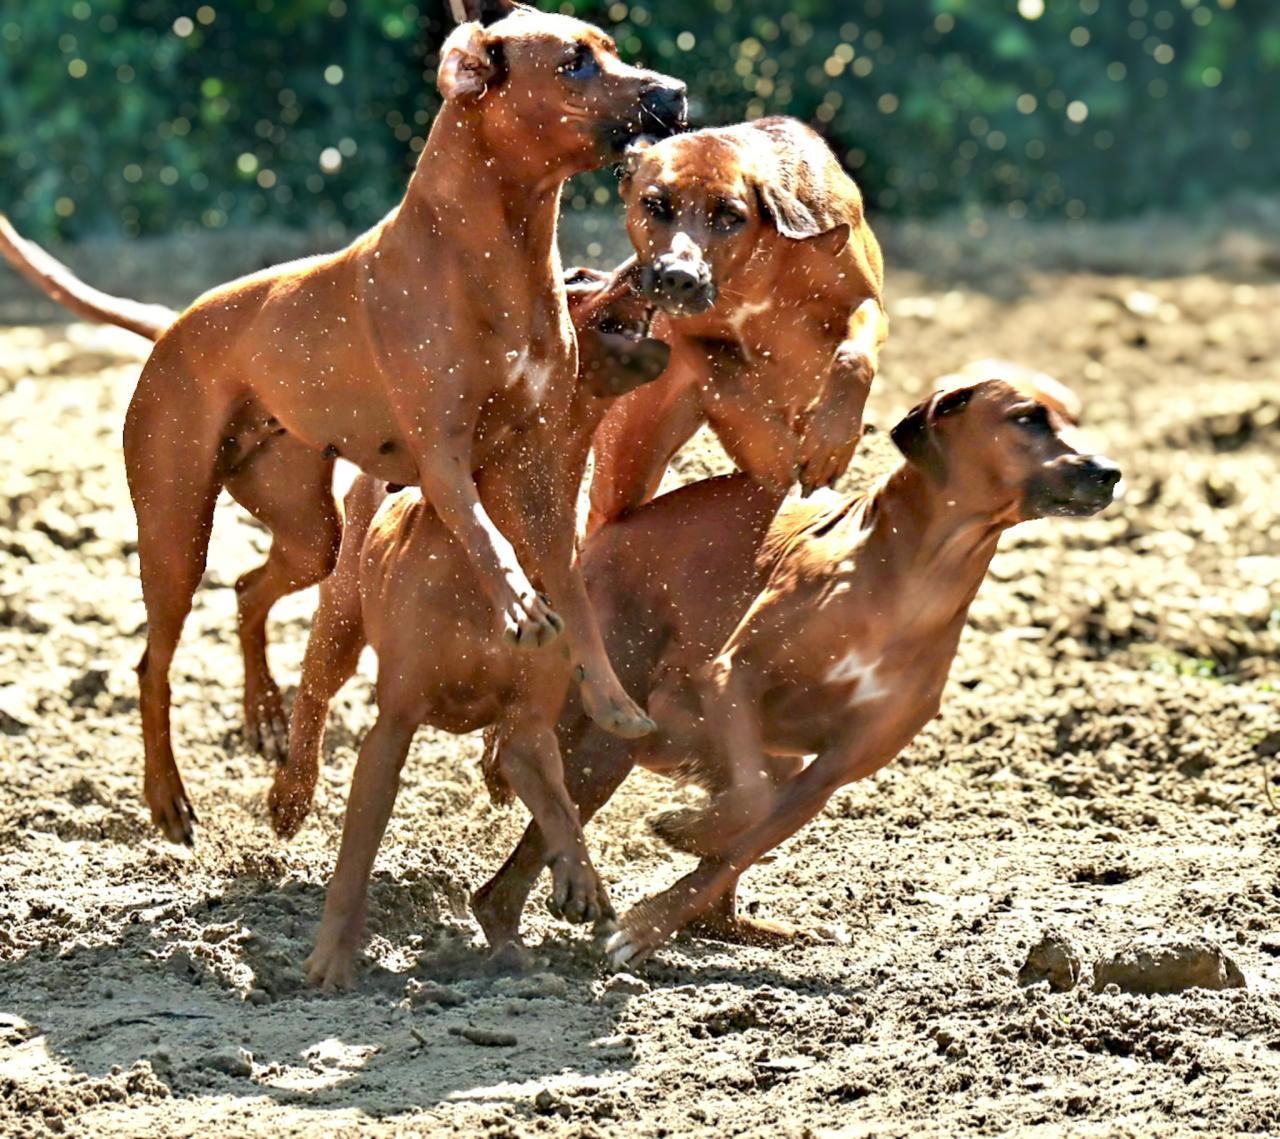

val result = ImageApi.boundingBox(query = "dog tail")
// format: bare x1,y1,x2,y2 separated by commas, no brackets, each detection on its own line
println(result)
0,213,175,341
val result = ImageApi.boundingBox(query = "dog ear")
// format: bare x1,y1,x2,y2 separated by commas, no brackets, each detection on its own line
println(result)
890,386,974,480
438,22,504,101
618,136,655,189
448,0,516,26
750,119,863,246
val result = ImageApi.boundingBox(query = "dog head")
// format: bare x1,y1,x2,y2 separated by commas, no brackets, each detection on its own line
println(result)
891,379,1121,521
440,1,686,175
564,266,670,398
620,118,861,317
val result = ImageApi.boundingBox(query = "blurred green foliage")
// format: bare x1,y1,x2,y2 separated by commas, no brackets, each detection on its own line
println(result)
2,0,1276,240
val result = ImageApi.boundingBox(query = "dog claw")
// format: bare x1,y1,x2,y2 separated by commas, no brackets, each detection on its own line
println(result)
149,785,197,846
604,930,638,971
546,852,604,926
502,594,564,650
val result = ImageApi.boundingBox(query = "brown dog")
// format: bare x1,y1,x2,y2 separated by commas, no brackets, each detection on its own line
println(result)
586,117,888,531
84,0,684,843
275,265,670,988
472,379,1121,966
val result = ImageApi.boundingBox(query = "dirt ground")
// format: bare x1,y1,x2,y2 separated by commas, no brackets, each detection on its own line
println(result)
1,220,1279,1138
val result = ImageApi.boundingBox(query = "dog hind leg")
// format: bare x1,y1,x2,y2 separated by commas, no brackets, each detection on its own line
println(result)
124,367,230,844
471,720,636,962
268,474,384,838
223,436,341,763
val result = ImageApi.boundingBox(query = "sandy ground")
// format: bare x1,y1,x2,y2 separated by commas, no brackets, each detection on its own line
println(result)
1,235,1279,1137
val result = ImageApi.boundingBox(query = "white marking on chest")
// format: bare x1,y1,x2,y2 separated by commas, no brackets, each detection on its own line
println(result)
505,348,554,400
727,299,773,363
825,649,887,708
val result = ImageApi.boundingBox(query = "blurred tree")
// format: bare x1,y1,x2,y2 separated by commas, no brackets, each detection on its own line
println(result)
1,0,1275,239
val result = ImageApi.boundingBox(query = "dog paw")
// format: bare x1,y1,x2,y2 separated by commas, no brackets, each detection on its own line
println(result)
244,685,288,764
486,941,538,975
545,852,613,927
580,680,655,740
501,593,564,650
304,929,360,992
603,927,653,972
648,807,711,855
146,778,197,846
267,772,313,840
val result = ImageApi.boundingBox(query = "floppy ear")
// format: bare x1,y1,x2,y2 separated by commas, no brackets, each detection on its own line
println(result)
438,22,503,101
448,0,516,26
750,118,863,245
619,136,655,188
891,386,973,481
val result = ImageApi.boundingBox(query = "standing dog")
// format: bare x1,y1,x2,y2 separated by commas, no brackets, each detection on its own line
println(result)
587,117,888,531
473,380,1121,965
275,267,670,988
77,0,683,843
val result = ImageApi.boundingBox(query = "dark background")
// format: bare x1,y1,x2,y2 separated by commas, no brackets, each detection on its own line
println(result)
2,0,1277,241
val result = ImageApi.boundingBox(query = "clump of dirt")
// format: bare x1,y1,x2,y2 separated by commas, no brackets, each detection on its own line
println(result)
1018,930,1082,992
1093,938,1247,995
0,241,1278,1137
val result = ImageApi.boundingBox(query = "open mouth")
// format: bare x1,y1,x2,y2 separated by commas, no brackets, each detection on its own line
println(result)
595,306,656,342
1031,487,1116,517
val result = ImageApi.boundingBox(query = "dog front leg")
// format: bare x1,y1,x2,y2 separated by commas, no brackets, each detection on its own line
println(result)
649,656,773,857
504,435,655,740
409,427,564,650
490,714,612,929
796,299,886,493
605,727,899,969
587,364,703,532
305,708,418,990
704,380,804,493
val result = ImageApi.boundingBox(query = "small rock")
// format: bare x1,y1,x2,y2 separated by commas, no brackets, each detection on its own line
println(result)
603,972,649,999
405,979,467,1009
515,972,569,1000
1018,930,1082,992
448,1025,517,1047
199,1047,253,1078
494,971,570,999
1092,938,1246,995
68,666,110,707
0,693,33,736
246,988,270,1006
0,1013,39,1045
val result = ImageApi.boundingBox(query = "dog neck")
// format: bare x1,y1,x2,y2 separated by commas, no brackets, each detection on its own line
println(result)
385,102,567,272
851,462,1017,623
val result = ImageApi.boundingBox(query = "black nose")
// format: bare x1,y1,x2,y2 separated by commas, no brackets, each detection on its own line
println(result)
658,263,702,298
1079,456,1122,490
640,81,688,132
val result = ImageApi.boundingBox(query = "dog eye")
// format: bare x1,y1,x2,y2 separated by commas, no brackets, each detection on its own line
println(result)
643,195,673,221
1012,407,1051,432
558,46,598,79
711,204,747,232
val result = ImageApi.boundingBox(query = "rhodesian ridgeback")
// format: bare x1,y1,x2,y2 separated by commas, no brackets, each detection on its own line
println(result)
586,117,888,531
19,0,684,843
271,265,670,988
472,379,1120,966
